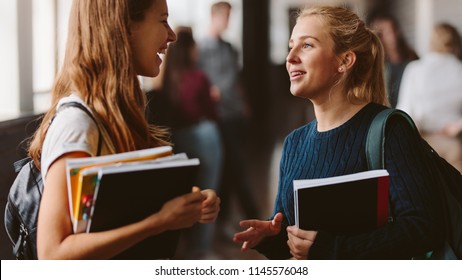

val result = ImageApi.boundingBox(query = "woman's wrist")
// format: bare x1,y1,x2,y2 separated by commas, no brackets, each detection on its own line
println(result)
141,212,167,238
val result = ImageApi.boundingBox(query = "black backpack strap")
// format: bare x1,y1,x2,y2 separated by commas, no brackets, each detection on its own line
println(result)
13,157,33,173
366,108,418,170
54,101,103,156
14,102,103,173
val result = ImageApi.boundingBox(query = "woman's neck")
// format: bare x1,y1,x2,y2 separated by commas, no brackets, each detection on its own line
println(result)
313,98,367,132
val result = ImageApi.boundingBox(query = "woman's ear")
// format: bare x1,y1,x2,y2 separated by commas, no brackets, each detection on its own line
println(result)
338,51,356,72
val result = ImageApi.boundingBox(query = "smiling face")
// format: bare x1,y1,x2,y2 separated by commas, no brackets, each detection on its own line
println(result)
286,15,340,100
130,0,176,77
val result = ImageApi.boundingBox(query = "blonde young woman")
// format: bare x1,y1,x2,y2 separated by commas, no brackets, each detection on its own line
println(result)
29,0,220,259
234,6,444,259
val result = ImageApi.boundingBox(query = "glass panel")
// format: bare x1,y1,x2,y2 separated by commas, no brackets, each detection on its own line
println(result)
32,0,55,93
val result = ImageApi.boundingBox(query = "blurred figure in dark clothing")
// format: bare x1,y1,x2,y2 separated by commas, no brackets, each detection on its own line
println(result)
198,2,261,235
368,12,419,108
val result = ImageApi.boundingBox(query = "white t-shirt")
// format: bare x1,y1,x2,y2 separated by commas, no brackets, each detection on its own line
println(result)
41,95,108,179
397,52,462,132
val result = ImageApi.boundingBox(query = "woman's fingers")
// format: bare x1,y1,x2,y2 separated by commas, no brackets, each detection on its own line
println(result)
286,226,317,260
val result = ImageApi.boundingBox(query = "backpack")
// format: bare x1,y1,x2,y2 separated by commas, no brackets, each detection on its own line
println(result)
366,108,462,260
4,101,101,259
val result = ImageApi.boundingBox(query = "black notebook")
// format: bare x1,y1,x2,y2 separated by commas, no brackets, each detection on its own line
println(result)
293,170,389,235
88,158,199,259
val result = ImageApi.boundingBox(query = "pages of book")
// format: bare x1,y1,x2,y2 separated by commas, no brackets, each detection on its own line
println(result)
65,146,173,233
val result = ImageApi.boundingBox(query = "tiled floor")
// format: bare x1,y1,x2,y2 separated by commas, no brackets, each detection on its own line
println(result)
174,212,270,260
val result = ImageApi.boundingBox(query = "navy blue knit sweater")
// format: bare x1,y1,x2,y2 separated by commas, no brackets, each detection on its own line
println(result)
256,103,444,259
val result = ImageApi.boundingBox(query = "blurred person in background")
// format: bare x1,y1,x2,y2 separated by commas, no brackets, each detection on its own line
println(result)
397,22,462,172
198,1,260,238
368,12,419,108
162,26,223,259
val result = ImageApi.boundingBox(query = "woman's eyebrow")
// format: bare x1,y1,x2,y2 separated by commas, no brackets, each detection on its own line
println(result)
297,35,320,42
289,35,320,47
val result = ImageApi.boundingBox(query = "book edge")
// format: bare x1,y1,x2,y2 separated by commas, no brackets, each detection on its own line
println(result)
293,169,389,190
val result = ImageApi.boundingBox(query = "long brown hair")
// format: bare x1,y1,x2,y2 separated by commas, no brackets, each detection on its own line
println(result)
29,0,169,167
298,6,388,105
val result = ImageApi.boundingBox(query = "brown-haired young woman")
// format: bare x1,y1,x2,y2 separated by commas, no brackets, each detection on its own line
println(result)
30,0,219,259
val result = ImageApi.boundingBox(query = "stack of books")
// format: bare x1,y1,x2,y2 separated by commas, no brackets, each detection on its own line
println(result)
65,146,199,259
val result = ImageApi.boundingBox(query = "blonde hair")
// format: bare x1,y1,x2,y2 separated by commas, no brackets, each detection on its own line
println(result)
29,0,169,167
297,6,388,105
430,23,462,60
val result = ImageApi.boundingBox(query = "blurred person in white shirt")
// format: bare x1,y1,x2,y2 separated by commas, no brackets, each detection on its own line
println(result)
397,22,462,172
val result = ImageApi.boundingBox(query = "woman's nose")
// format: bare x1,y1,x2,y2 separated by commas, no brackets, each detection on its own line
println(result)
286,48,300,64
168,24,177,43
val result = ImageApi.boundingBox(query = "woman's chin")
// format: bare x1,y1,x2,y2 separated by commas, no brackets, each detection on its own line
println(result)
151,68,160,78
290,88,305,98
137,67,160,78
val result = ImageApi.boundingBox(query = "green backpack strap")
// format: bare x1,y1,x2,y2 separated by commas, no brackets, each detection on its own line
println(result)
365,108,436,259
365,108,418,170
